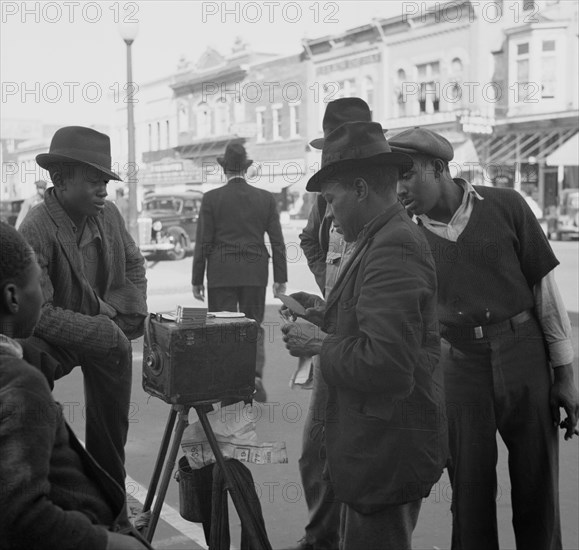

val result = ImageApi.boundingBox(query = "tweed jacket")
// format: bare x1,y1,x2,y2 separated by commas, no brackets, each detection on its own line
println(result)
19,188,147,358
320,202,447,513
192,177,287,288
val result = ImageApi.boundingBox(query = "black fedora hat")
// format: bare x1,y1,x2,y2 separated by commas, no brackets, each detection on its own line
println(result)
36,126,121,181
306,121,413,192
217,143,253,172
310,97,384,150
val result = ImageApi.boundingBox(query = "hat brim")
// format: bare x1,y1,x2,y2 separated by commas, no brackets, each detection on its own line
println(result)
310,128,389,151
216,157,253,170
36,153,122,181
306,152,413,192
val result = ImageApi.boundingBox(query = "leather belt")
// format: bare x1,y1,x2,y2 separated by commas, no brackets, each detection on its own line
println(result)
441,310,534,341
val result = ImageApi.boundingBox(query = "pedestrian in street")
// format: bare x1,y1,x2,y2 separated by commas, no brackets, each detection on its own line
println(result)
284,121,447,550
14,179,48,229
285,97,376,550
18,126,148,490
0,222,152,550
392,127,579,550
192,142,288,402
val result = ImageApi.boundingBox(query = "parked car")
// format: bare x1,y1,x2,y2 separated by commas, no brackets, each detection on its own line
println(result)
549,189,579,241
0,199,24,227
137,190,204,260
517,191,549,236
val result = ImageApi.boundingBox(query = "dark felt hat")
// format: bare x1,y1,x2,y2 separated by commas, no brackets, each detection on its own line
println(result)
388,127,454,162
36,126,121,181
306,121,413,192
217,143,253,172
310,97,376,150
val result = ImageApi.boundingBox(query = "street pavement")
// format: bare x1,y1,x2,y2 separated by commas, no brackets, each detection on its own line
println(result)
52,222,579,550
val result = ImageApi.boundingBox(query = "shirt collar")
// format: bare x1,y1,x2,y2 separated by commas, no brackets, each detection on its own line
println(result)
417,178,483,225
0,334,24,359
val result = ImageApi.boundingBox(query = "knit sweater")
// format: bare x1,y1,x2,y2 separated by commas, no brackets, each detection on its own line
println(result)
420,186,558,326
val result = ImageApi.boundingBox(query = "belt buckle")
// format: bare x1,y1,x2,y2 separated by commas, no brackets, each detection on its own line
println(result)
474,326,484,339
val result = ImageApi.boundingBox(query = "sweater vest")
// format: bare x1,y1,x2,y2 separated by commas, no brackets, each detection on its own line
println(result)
420,186,558,326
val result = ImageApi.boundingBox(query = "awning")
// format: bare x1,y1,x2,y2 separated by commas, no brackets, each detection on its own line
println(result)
472,128,577,165
546,133,579,167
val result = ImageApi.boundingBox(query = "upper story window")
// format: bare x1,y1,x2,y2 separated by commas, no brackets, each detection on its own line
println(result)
272,104,282,140
165,120,170,148
395,69,407,117
289,103,300,138
178,104,188,133
541,40,556,99
148,123,153,151
256,107,266,142
363,77,374,111
417,61,440,114
196,101,211,138
515,42,531,101
214,98,229,136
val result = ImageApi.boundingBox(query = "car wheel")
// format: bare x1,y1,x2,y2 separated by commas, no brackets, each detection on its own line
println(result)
167,230,186,261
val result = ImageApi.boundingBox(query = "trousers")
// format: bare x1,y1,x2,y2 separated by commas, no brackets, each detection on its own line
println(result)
20,335,132,490
339,499,422,550
208,286,266,378
299,355,340,549
441,315,561,550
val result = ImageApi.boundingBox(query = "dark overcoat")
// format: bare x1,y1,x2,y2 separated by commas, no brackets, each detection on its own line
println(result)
320,202,448,513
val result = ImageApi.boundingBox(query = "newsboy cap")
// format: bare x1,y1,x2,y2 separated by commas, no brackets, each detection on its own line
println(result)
388,127,454,162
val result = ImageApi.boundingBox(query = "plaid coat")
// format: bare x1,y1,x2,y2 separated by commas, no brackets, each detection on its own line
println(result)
19,188,147,358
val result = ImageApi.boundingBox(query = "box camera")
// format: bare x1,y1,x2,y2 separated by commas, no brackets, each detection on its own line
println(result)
142,313,258,405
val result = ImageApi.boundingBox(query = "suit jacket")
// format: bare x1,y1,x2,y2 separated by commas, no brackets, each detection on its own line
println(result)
320,202,447,513
19,188,147,358
192,177,287,288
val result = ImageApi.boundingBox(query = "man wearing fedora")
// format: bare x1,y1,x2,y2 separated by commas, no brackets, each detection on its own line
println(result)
392,127,578,550
192,142,287,402
18,126,148,490
285,121,447,549
283,97,376,550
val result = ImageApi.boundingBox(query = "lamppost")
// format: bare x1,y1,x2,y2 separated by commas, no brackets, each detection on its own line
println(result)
118,21,139,242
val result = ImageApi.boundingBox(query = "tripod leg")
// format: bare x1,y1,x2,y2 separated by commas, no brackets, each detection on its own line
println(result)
143,406,178,513
145,409,189,543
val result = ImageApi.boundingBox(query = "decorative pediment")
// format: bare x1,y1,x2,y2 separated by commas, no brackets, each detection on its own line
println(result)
196,47,226,71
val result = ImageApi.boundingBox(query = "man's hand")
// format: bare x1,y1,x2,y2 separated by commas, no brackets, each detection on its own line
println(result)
281,321,325,357
279,291,325,325
193,285,205,301
550,364,579,440
273,282,286,298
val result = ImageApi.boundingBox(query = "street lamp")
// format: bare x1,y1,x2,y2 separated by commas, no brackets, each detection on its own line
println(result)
118,21,139,242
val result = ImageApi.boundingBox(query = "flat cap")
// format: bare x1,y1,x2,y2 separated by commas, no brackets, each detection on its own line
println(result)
388,127,454,162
